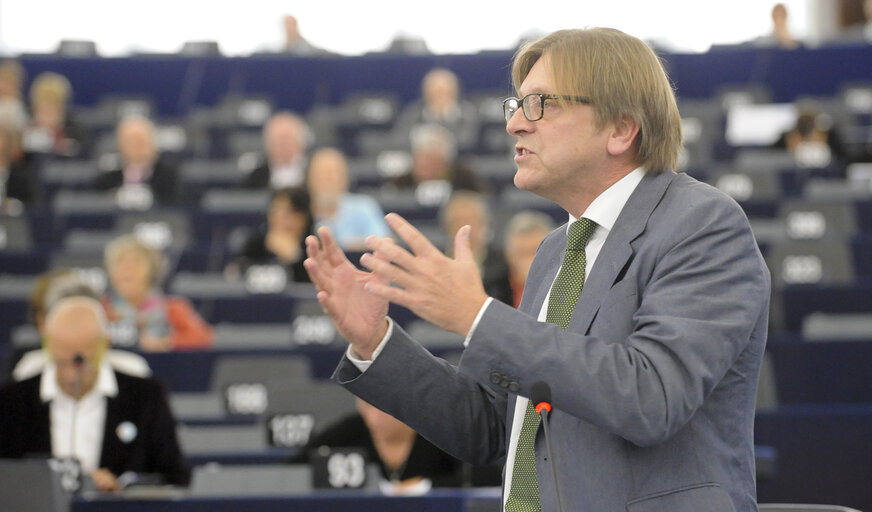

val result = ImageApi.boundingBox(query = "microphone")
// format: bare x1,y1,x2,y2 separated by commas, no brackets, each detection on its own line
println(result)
71,355,85,455
531,381,564,512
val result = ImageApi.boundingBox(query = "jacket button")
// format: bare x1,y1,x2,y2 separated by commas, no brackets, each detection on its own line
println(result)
508,382,520,393
500,377,511,388
490,372,502,385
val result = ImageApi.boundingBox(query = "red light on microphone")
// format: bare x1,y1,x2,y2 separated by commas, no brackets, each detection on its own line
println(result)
535,401,552,414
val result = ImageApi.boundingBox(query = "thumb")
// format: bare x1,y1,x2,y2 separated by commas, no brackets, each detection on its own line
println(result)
453,225,474,262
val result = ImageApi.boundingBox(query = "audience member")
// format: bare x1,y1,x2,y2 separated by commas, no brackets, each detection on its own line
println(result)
307,147,390,251
750,4,802,49
0,296,190,490
12,270,152,381
231,186,314,283
502,211,555,308
833,0,872,44
22,71,86,157
244,111,309,190
773,101,846,168
440,191,512,306
103,235,214,351
94,116,179,207
292,398,497,493
0,122,37,213
280,15,332,56
388,124,485,206
0,59,28,130
392,68,480,151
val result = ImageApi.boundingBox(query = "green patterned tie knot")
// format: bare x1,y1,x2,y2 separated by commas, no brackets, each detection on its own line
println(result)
567,217,597,252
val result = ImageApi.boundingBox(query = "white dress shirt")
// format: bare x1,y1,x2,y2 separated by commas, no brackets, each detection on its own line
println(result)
349,167,646,506
40,363,118,473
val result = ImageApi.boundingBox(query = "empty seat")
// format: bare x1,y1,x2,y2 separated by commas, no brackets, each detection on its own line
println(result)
758,505,863,512
177,424,267,455
801,313,872,341
766,239,854,287
212,323,295,349
115,209,192,252
190,464,312,496
0,216,33,253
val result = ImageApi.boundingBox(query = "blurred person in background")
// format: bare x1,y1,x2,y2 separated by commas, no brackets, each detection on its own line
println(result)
307,147,389,251
388,124,485,206
280,14,332,56
0,59,29,130
833,0,872,44
23,71,86,157
393,68,480,151
773,101,847,168
440,191,512,306
12,270,152,381
0,121,37,213
292,398,498,493
94,115,179,206
750,3,802,49
502,211,555,308
103,235,213,351
230,186,314,283
244,111,309,190
0,296,190,491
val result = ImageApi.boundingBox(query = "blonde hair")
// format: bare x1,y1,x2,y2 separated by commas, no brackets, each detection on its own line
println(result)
104,234,167,286
512,28,682,172
29,71,72,106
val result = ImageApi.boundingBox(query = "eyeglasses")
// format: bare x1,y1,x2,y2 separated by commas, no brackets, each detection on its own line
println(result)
503,93,593,123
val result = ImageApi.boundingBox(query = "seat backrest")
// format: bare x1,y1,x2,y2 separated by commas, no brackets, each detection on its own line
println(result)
758,504,863,512
765,239,854,287
177,424,267,455
0,459,69,512
778,199,857,241
115,210,191,252
190,464,311,496
264,381,357,449
0,216,33,252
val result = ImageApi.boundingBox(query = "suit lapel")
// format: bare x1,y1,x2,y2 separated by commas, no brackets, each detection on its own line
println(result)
99,393,120,469
571,170,676,333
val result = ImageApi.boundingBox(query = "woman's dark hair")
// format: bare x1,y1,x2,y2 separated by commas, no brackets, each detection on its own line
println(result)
272,186,314,235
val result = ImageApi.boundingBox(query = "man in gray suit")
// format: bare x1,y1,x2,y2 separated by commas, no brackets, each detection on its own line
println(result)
305,28,770,511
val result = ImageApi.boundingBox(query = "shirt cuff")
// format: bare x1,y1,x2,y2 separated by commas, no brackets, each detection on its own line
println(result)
463,297,494,348
347,318,394,372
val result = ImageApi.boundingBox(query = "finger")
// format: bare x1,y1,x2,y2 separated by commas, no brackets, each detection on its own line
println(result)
305,235,322,260
318,226,347,268
303,258,327,290
366,235,416,273
360,252,414,290
385,213,440,258
452,225,475,263
364,279,412,308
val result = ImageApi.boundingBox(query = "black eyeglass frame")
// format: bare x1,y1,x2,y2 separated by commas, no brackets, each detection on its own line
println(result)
502,93,593,123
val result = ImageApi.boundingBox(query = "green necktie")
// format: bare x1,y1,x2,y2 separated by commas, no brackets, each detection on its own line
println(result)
505,218,597,512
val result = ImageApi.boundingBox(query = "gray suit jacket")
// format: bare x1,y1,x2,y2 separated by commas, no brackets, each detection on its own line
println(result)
334,170,770,511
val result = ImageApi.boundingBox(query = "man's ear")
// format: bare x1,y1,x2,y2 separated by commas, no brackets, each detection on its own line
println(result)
606,116,640,157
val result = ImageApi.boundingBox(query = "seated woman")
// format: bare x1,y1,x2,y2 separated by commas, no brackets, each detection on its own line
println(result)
103,234,213,351
231,186,314,283
291,398,468,494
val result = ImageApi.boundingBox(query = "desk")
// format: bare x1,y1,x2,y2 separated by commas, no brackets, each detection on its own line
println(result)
71,487,502,512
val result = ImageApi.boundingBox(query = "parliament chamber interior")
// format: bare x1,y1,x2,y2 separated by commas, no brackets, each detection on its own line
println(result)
1,35,871,512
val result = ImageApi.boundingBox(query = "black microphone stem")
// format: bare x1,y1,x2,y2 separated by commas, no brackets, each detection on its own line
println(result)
539,410,564,512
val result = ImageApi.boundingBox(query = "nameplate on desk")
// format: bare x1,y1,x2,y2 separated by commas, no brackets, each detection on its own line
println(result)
224,382,268,415
311,447,369,489
244,265,288,294
267,413,315,448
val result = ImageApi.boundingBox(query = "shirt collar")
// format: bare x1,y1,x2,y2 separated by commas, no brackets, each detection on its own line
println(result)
40,361,119,403
568,166,646,232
